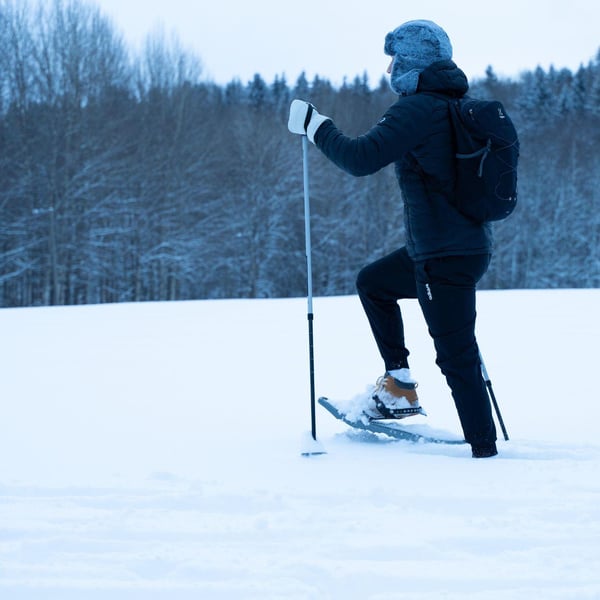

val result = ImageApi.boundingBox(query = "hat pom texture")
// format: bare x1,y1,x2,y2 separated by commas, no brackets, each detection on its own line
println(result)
385,20,452,96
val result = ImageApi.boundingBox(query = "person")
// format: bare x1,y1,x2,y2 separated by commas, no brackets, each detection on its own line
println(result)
287,19,498,458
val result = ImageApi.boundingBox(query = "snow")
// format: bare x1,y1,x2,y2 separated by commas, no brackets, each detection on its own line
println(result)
0,289,599,599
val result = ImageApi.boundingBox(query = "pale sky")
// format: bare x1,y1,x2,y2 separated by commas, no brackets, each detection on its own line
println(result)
95,0,600,86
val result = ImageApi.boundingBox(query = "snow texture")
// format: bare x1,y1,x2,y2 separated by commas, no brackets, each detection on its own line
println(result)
0,289,599,599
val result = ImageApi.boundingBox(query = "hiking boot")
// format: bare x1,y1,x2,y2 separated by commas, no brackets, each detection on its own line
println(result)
471,443,498,458
364,369,427,420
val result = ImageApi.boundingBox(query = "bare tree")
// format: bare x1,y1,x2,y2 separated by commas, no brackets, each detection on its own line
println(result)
1,0,599,307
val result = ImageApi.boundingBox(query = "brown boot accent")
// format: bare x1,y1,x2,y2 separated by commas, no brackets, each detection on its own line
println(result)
382,375,419,405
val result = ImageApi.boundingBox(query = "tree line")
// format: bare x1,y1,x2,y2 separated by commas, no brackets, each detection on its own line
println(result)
1,0,599,307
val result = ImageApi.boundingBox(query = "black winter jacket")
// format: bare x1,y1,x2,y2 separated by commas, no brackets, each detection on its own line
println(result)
314,60,493,261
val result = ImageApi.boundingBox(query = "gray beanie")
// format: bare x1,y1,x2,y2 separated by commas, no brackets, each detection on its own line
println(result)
384,20,453,96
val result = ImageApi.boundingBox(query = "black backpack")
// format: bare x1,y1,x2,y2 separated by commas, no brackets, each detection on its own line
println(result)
434,94,520,223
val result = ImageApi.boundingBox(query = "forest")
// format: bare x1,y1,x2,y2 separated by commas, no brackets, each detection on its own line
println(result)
1,0,599,308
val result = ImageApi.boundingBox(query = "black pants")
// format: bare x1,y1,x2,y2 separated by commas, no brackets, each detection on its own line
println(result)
356,247,496,447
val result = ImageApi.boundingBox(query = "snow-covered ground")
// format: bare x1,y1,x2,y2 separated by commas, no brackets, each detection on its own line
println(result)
0,289,598,599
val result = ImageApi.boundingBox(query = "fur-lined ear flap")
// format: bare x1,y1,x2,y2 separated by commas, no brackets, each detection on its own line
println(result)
389,66,421,97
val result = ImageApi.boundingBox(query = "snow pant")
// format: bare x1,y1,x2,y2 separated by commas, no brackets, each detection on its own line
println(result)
356,247,496,448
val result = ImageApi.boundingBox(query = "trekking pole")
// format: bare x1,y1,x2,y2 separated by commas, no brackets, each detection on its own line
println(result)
300,135,326,456
479,352,509,441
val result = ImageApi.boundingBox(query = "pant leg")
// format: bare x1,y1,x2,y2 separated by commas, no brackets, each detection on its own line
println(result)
415,254,496,447
356,247,417,371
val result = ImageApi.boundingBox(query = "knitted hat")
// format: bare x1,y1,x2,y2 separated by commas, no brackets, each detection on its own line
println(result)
384,20,453,96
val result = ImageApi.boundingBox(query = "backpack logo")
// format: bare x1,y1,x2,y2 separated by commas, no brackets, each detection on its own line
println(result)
444,96,520,223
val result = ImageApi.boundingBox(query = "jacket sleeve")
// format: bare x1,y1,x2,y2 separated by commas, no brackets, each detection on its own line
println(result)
313,98,433,177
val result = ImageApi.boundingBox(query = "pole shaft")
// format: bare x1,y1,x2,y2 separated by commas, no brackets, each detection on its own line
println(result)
308,313,316,439
302,136,317,440
480,353,509,441
303,137,313,314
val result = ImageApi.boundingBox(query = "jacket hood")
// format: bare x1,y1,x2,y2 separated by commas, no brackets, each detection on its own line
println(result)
417,60,469,97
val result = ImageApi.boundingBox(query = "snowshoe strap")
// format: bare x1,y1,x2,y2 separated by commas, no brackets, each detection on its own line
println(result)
373,397,422,419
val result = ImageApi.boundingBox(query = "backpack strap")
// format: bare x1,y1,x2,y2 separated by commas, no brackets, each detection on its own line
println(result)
457,140,492,176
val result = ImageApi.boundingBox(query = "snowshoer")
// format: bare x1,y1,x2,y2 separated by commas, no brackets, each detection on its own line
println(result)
288,19,498,458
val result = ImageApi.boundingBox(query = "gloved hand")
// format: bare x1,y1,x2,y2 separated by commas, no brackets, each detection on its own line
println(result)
287,99,330,143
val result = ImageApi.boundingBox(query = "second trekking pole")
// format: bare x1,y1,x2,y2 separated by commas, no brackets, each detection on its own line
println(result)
480,352,509,441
